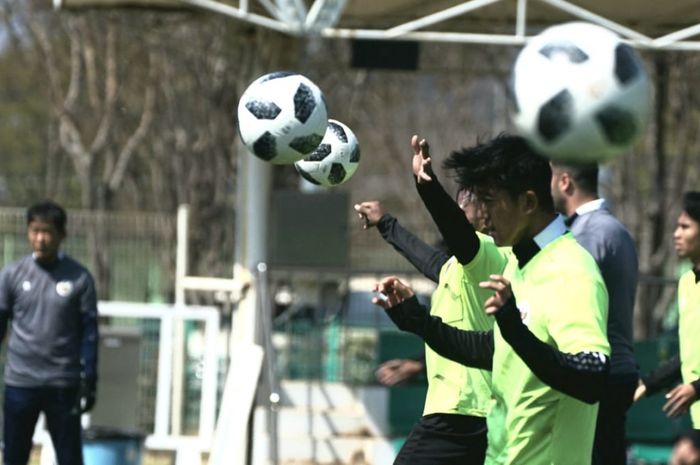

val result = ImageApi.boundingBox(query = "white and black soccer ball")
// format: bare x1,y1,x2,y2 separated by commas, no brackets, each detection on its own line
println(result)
237,71,328,164
294,120,361,187
511,22,651,163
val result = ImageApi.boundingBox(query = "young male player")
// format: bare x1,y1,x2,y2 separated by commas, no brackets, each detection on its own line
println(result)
354,172,507,463
374,134,610,465
635,191,700,465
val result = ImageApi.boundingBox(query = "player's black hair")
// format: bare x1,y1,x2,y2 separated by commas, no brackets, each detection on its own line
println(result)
682,191,700,223
27,200,67,235
443,133,555,212
550,161,599,195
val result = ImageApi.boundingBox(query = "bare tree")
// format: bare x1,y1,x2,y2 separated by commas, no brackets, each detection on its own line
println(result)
608,51,700,338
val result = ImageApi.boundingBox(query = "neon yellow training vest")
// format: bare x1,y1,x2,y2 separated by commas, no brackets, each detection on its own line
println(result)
422,233,508,417
678,269,700,429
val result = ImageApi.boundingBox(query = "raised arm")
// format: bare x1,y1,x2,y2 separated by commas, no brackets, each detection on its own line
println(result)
354,201,449,283
410,135,481,265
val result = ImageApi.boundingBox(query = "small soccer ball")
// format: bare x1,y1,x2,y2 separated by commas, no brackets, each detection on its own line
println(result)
511,22,651,163
237,71,328,164
294,120,361,187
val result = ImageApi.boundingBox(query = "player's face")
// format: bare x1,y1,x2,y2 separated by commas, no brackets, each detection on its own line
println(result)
476,187,527,246
458,190,490,234
549,167,567,214
673,211,700,262
27,219,64,263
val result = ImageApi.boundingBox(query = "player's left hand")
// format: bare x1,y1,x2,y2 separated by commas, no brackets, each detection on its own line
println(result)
663,383,697,418
372,276,415,309
479,275,513,315
411,135,433,183
79,377,97,413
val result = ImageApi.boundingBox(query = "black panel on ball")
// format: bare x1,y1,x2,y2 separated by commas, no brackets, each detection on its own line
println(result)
293,83,317,123
349,146,361,163
245,100,281,120
596,106,637,145
537,89,573,142
289,134,324,154
328,163,347,185
253,131,277,161
614,44,641,85
306,143,332,161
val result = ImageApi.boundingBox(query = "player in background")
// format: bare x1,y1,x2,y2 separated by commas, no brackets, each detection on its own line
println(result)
355,194,486,387
0,201,99,465
635,191,700,465
353,144,507,464
373,133,610,465
550,162,639,465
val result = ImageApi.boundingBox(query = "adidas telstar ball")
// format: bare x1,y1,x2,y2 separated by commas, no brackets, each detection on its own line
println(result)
511,22,651,163
237,71,328,164
294,120,361,187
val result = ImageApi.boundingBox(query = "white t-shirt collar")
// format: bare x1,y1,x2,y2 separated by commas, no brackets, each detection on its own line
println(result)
575,198,607,216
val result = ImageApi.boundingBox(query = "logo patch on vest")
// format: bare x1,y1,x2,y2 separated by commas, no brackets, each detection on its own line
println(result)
22,280,31,291
517,301,531,326
56,281,73,297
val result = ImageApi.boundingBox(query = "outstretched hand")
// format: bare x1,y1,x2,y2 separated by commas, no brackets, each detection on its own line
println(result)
411,135,433,184
663,383,697,418
479,275,513,315
375,358,424,386
354,201,385,229
633,380,647,402
372,276,415,309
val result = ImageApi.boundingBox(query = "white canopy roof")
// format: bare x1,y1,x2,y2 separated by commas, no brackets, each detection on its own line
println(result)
56,0,700,50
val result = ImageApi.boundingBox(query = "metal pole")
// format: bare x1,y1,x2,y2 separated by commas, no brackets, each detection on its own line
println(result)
172,205,190,436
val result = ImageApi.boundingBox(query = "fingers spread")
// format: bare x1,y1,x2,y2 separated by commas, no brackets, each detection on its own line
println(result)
420,139,430,158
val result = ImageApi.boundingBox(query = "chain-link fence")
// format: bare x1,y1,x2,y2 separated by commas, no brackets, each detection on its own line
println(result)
0,207,176,302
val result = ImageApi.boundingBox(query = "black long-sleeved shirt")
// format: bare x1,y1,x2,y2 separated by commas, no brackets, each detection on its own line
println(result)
0,254,99,387
375,214,449,283
642,354,700,396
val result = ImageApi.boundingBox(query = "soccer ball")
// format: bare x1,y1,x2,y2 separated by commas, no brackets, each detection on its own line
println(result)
237,71,328,164
294,120,361,186
511,22,651,163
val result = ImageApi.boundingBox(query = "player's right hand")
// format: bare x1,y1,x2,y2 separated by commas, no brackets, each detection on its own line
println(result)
411,135,433,183
633,380,647,402
375,359,424,386
354,201,385,229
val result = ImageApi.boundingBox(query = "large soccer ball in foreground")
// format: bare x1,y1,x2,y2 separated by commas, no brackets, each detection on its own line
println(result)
511,22,651,162
237,71,328,164
294,120,361,186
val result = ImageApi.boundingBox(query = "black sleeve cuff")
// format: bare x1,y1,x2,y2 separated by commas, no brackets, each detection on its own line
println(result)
386,295,429,335
642,355,682,395
376,214,395,235
494,297,608,404
691,378,700,397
